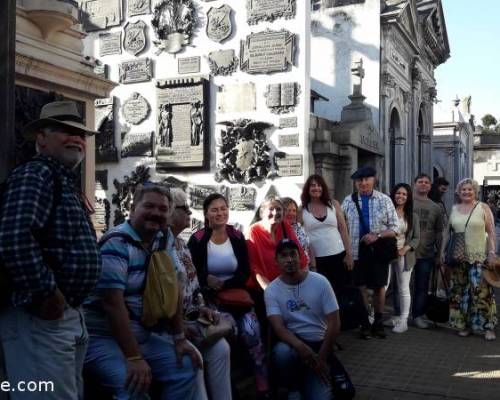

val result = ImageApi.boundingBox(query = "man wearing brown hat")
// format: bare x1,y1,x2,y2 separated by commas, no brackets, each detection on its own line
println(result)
0,101,101,399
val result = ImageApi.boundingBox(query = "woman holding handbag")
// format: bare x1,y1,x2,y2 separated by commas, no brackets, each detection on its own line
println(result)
389,183,420,333
170,188,233,400
188,193,270,399
441,178,497,340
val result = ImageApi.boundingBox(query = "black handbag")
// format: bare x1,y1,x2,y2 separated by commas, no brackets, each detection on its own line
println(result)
426,265,450,323
352,193,398,265
445,202,479,267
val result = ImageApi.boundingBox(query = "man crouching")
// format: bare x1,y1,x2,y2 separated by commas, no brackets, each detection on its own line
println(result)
265,239,351,400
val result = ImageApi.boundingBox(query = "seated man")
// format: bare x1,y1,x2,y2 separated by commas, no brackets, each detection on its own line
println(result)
83,184,201,400
264,239,342,400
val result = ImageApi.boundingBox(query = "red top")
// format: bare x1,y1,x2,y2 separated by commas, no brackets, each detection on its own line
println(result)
246,221,308,289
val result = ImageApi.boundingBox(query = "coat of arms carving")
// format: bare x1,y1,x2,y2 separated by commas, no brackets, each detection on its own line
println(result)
206,5,233,43
123,21,147,56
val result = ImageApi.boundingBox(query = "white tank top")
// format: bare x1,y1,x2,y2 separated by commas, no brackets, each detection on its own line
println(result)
207,239,238,281
303,206,345,257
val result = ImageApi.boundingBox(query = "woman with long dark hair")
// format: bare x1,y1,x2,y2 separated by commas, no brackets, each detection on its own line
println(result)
300,175,353,294
389,183,420,333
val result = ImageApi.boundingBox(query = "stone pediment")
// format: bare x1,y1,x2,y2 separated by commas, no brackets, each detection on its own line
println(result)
417,0,450,65
382,0,420,52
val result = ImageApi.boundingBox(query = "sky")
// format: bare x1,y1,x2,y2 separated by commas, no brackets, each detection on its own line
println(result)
435,0,500,124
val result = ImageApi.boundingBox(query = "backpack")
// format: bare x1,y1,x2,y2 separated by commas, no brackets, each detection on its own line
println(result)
99,230,178,327
0,159,62,307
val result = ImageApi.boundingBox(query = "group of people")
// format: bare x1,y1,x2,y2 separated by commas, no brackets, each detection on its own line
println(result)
0,101,498,400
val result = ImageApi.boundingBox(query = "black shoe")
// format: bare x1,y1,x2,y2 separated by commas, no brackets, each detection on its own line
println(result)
359,325,372,340
372,322,387,339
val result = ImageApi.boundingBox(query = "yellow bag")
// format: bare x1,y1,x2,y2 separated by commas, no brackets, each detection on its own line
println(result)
141,244,178,328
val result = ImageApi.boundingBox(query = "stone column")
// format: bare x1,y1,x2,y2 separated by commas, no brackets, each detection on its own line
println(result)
0,0,15,182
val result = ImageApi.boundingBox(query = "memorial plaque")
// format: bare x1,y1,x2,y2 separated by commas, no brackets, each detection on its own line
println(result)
265,82,299,114
121,131,154,157
247,0,296,25
156,77,210,170
119,58,153,84
275,154,303,177
81,0,122,32
128,0,151,16
178,57,201,74
99,32,122,56
93,63,109,79
122,92,150,125
279,116,297,128
206,5,233,43
240,30,296,74
208,50,238,76
190,185,226,209
218,84,256,113
278,133,299,147
95,97,118,162
229,186,256,211
123,20,147,56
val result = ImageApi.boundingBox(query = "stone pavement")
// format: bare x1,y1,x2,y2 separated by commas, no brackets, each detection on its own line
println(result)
336,323,500,400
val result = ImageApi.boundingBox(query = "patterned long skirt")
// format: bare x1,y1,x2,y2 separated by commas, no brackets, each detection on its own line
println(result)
449,261,497,331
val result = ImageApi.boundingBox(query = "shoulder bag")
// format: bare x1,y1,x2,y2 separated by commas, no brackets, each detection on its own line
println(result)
445,202,479,267
426,264,450,323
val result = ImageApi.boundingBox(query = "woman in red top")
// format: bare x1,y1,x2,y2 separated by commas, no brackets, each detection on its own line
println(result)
247,196,308,290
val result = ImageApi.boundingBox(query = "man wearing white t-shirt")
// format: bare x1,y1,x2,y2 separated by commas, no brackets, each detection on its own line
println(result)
265,239,351,400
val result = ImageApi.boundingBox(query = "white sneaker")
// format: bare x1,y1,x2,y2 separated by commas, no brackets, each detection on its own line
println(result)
414,316,430,329
392,320,408,333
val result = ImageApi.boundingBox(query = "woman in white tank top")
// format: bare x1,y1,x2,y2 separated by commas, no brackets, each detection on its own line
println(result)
300,175,353,294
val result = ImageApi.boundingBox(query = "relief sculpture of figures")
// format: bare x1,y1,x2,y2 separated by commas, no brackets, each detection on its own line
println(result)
158,103,173,147
190,101,203,146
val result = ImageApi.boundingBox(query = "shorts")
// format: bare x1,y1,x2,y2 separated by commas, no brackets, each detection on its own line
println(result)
352,259,389,289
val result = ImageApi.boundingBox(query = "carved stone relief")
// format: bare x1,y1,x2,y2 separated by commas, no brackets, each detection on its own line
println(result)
156,77,209,170
215,119,272,184
122,92,150,125
240,30,296,74
81,0,122,32
123,20,148,56
128,0,151,16
95,97,118,163
208,50,238,76
264,82,300,114
206,5,233,43
247,0,296,25
151,0,195,54
119,58,153,84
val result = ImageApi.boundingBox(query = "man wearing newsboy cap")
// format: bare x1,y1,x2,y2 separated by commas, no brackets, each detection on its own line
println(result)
0,101,101,399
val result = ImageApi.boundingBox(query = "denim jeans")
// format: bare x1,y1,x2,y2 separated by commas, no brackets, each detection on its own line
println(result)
412,257,435,318
272,342,331,400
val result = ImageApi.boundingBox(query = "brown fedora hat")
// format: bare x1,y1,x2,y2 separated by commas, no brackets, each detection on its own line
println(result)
483,256,500,288
22,101,98,141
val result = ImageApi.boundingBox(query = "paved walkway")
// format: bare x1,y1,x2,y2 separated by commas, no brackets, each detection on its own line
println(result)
337,323,500,400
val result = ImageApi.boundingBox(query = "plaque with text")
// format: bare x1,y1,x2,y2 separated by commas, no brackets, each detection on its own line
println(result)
95,97,118,162
240,30,295,74
190,185,227,209
178,57,201,74
278,133,299,147
99,32,122,56
128,0,151,16
218,84,256,113
247,0,296,25
122,92,150,125
275,154,303,177
81,0,122,32
121,131,154,157
119,58,153,84
265,82,299,114
156,77,210,170
279,116,298,128
229,186,256,211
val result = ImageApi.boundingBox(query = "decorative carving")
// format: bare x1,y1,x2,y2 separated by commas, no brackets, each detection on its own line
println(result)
122,92,150,125
156,77,210,170
351,59,365,97
264,82,300,114
121,131,154,157
208,50,238,76
247,0,296,25
81,0,122,32
215,120,272,184
99,32,122,56
382,72,396,88
178,57,201,74
151,0,194,54
112,165,151,226
240,30,296,74
190,186,227,209
206,5,233,43
95,97,118,163
123,20,148,56
119,58,153,84
128,0,151,16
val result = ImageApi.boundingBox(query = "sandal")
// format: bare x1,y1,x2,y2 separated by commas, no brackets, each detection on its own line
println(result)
485,330,496,341
458,329,471,337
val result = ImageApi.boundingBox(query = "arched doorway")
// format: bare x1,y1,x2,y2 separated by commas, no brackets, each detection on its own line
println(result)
389,108,401,187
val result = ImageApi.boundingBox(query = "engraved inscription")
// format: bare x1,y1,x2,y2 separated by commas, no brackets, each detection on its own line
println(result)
278,134,299,147
279,116,298,128
275,154,303,176
178,57,201,74
247,0,296,25
119,58,153,84
100,32,122,56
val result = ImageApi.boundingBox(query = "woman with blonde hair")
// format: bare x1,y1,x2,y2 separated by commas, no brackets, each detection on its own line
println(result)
442,178,497,340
